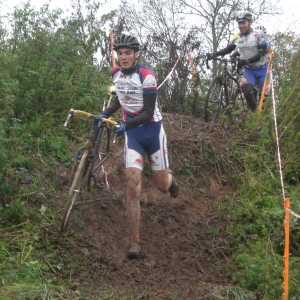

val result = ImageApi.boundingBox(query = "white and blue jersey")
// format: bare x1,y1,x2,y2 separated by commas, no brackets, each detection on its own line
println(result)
230,28,270,69
111,64,169,171
112,64,162,123
230,28,271,93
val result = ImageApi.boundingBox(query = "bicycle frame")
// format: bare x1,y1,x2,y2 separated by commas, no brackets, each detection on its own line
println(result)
60,107,119,232
60,87,120,232
73,124,111,170
208,57,242,101
64,109,118,186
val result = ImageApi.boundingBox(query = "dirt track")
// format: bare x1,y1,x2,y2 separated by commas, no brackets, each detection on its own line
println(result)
57,114,242,299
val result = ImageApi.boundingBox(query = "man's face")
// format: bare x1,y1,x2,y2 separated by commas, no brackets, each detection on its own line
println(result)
116,47,139,70
238,20,252,35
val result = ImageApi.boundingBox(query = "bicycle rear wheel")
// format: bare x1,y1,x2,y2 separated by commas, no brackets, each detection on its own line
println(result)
204,75,226,123
89,126,110,188
60,149,89,233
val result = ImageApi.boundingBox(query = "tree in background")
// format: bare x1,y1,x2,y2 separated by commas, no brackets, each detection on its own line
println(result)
179,0,279,77
0,1,113,121
0,0,114,201
114,0,204,115
114,0,280,115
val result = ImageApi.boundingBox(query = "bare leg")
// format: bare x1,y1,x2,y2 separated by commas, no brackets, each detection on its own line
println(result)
125,167,142,243
153,169,172,193
153,169,179,198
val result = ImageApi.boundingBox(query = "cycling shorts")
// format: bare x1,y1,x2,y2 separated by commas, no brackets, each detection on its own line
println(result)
124,120,169,171
241,63,269,94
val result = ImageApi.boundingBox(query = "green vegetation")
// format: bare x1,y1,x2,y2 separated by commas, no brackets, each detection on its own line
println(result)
0,2,113,299
218,44,300,297
0,0,300,299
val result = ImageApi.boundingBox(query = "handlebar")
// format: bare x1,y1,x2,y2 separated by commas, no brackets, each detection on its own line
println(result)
107,85,116,95
64,109,118,127
205,54,243,75
64,108,120,143
206,55,240,69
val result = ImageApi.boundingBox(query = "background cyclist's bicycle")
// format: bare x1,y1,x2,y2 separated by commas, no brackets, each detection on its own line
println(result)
204,55,250,124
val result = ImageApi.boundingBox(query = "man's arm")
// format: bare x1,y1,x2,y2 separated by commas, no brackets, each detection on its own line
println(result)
215,44,236,57
241,44,268,66
105,96,121,116
207,43,236,60
246,30,269,63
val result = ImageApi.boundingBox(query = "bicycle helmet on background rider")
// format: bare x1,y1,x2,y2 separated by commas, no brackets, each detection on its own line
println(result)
113,33,140,51
236,11,253,22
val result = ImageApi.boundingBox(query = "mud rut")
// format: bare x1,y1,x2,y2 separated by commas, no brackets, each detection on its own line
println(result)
57,113,243,299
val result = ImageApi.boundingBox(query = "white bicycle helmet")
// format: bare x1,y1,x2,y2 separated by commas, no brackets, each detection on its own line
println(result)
236,11,253,21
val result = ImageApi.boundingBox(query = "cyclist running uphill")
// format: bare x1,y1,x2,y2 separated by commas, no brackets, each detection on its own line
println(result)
99,33,179,259
207,11,271,111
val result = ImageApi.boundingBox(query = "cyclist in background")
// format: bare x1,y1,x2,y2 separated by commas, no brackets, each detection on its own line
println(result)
207,11,272,111
99,33,179,259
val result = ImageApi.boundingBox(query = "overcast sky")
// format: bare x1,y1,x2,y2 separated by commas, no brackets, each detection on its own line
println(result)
1,0,299,34
1,0,120,16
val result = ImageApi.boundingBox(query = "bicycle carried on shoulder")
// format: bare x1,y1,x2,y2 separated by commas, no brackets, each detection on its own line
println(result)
60,89,119,233
204,55,248,124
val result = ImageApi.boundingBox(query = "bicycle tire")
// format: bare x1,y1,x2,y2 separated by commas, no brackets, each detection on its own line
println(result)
204,75,226,123
232,87,248,112
89,125,110,189
60,149,89,233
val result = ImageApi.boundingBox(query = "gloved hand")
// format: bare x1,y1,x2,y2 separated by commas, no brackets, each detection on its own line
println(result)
237,58,249,68
206,53,216,60
98,113,108,126
114,122,126,137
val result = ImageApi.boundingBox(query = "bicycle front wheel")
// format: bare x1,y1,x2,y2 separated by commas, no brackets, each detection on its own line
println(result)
60,149,89,233
232,87,248,113
89,125,110,189
204,76,225,123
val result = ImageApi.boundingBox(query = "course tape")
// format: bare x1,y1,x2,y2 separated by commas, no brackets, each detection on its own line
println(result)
157,55,181,90
96,152,109,189
270,66,286,200
270,60,300,219
102,164,110,188
286,208,300,219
